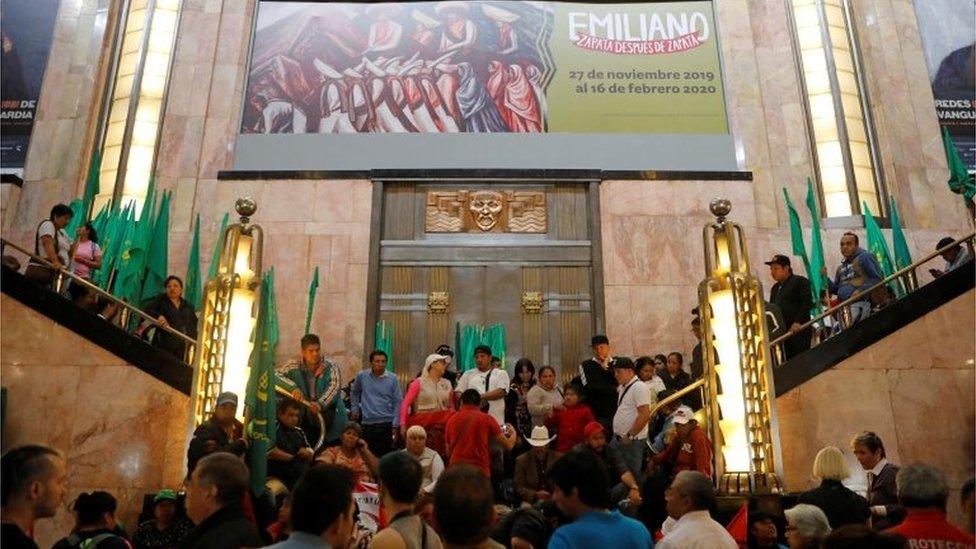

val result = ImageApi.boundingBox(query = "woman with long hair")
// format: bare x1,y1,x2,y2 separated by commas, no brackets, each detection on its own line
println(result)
316,422,379,484
399,353,455,458
70,222,101,281
505,358,536,439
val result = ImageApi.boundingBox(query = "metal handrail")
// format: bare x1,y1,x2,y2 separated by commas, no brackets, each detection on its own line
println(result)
274,386,327,451
770,231,976,350
1,237,198,362
648,378,705,419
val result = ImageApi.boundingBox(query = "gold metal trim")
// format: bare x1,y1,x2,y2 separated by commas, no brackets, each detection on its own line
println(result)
521,291,544,314
427,291,449,314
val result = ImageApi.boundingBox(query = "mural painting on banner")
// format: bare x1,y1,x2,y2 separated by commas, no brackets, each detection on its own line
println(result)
914,0,975,171
0,0,63,177
240,1,727,135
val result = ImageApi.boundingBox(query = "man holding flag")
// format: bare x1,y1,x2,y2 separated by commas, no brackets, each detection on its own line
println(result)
278,334,350,448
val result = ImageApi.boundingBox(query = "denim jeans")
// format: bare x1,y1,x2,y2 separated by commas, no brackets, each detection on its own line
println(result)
611,437,646,483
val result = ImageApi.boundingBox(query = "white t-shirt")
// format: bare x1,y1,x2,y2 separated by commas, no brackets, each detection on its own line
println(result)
37,220,71,266
457,367,509,425
644,376,667,407
656,510,738,549
613,377,651,439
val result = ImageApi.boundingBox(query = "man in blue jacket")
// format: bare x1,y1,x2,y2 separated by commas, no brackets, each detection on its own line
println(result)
824,232,883,323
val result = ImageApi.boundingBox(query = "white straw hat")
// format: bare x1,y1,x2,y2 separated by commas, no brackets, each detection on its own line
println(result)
526,425,556,447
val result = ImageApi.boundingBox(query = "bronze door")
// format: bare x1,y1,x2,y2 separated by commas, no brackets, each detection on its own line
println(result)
374,183,601,386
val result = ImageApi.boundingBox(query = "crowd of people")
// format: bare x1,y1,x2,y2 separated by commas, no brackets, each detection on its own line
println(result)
3,208,973,548
766,231,974,361
3,329,974,548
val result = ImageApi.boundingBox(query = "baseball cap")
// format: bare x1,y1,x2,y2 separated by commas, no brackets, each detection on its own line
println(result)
764,254,791,267
423,353,449,374
583,421,605,438
671,405,695,425
153,489,178,503
216,391,238,408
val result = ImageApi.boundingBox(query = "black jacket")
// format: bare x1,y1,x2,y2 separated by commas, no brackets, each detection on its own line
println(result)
186,418,247,477
578,358,617,420
769,274,812,326
178,504,263,549
797,479,870,529
662,370,700,409
867,462,905,530
144,294,198,360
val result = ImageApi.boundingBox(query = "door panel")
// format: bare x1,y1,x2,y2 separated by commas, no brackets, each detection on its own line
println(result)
376,182,599,384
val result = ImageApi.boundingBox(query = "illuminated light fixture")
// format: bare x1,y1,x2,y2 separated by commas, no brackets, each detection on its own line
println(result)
790,0,883,218
698,198,784,494
94,0,182,216
192,198,263,424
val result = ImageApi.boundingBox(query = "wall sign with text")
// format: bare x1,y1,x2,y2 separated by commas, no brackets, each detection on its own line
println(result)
240,1,728,136
1,0,62,177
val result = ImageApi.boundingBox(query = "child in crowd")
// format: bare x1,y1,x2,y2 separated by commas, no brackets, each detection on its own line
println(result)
268,399,314,489
547,383,595,453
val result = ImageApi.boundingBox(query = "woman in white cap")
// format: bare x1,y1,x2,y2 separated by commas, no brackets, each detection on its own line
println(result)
399,353,455,458
514,426,560,504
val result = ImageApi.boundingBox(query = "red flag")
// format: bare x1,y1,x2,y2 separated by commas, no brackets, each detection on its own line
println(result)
726,503,749,548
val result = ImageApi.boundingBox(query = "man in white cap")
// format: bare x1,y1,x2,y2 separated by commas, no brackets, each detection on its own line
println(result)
649,406,711,477
186,391,248,477
640,406,713,533
514,426,561,504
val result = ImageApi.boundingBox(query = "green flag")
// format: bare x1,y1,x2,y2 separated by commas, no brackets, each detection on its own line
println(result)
245,269,279,496
304,266,319,335
805,178,827,309
95,201,132,289
114,180,156,302
139,191,170,305
782,187,811,278
484,323,507,369
459,324,483,372
943,127,975,201
207,212,230,280
889,197,912,271
863,201,901,297
91,203,110,242
64,199,85,240
81,151,101,220
374,320,394,372
185,214,203,311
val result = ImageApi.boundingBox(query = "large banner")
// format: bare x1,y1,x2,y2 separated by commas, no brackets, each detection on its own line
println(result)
1,0,62,176
914,0,975,172
241,1,727,136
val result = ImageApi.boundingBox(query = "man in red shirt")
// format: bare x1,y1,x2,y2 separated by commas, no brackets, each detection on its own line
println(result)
639,406,712,534
446,389,517,477
887,463,975,548
650,406,712,477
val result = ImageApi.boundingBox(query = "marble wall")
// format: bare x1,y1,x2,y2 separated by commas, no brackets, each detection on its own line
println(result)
775,288,976,526
0,0,971,425
0,294,190,547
